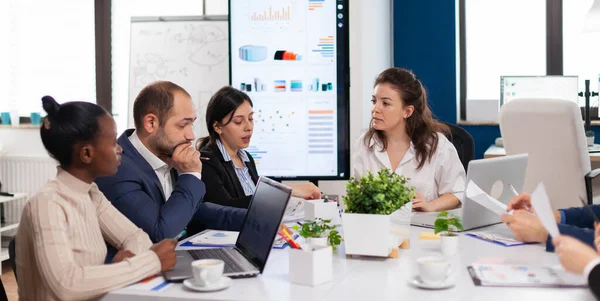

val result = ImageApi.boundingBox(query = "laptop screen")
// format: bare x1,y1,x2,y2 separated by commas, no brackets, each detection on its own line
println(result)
236,177,292,271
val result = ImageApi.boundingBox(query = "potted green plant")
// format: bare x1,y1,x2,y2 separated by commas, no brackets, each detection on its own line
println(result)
586,130,595,146
434,211,464,257
342,168,415,257
292,218,342,250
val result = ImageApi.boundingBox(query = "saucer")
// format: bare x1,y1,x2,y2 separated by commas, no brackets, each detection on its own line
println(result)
409,276,455,290
183,276,232,292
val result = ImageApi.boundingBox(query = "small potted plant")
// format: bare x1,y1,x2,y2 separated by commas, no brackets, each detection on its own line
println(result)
288,218,338,286
434,211,464,257
586,130,595,146
342,168,415,257
292,218,342,250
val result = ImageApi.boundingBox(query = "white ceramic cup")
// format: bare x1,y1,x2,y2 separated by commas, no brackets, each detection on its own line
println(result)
416,256,452,285
191,259,224,287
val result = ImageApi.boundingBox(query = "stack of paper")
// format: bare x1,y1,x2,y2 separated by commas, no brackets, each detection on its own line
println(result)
466,180,512,216
283,197,306,222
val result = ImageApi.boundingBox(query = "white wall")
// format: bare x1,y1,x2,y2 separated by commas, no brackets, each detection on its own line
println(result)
205,0,228,14
0,0,394,199
0,128,48,157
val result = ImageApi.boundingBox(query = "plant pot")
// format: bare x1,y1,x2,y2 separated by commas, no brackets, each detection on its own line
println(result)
306,237,328,248
304,200,339,223
342,202,411,257
440,234,459,257
588,135,595,146
289,245,333,286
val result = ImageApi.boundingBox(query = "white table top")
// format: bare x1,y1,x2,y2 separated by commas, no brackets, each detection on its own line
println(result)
102,224,596,301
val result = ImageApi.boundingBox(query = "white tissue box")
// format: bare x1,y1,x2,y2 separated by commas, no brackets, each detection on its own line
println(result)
289,245,333,286
304,200,339,222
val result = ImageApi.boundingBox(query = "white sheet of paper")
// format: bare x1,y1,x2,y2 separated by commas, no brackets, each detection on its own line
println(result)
466,180,511,216
189,230,239,246
530,183,560,238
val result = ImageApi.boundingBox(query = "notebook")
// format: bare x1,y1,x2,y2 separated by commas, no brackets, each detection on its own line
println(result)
465,232,526,247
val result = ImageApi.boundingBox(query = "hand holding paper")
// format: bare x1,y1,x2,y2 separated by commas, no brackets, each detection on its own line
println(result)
466,180,512,216
529,183,560,238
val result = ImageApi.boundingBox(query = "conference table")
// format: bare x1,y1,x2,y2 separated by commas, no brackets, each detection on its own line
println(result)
102,223,595,301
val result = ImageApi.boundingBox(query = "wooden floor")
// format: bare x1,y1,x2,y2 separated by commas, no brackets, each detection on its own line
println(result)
1,261,18,301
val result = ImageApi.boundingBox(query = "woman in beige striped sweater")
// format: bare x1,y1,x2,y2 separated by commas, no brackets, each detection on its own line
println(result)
16,96,177,301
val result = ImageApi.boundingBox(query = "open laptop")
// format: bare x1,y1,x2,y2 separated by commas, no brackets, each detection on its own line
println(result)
411,154,528,231
164,176,292,281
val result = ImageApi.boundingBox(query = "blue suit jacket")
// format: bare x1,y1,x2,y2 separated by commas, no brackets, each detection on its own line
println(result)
545,205,599,252
95,129,247,244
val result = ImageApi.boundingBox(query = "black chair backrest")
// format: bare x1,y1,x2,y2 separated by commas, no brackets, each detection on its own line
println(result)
0,277,7,301
8,238,16,283
442,122,474,171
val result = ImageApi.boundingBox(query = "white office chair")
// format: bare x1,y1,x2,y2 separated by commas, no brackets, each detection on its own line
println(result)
499,98,600,209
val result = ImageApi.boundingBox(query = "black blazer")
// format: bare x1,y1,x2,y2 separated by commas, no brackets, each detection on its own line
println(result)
200,143,259,208
590,263,600,300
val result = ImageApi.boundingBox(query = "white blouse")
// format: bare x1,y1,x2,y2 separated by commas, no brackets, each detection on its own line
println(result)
352,132,466,203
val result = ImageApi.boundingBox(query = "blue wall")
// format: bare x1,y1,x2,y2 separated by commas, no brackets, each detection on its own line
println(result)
392,0,500,159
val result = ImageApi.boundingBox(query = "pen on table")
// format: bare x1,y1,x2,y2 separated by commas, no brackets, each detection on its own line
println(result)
279,229,301,249
280,224,293,236
579,196,600,223
508,184,530,212
174,229,187,241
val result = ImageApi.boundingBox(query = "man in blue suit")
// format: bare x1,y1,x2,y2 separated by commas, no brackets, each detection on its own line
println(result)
96,81,246,245
501,193,597,252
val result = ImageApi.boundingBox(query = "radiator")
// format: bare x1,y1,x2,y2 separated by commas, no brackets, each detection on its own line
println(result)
0,156,56,236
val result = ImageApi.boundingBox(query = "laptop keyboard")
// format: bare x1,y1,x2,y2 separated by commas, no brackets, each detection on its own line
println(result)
188,248,254,274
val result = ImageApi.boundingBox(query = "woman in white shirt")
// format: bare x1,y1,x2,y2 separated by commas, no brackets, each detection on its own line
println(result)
352,67,466,212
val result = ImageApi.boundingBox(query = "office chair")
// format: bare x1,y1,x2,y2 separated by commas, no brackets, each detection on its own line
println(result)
499,98,600,209
442,122,474,171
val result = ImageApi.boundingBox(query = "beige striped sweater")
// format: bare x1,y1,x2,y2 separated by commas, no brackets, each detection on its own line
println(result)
16,168,161,301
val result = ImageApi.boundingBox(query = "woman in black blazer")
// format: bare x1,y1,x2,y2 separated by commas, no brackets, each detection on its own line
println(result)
197,86,321,209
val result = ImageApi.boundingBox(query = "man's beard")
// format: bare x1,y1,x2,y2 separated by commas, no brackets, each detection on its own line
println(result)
150,128,180,158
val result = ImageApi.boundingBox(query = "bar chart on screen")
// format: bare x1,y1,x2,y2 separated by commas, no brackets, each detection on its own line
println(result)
250,5,292,21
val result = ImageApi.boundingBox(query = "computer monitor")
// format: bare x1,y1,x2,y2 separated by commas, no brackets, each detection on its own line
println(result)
500,75,579,106
229,0,350,181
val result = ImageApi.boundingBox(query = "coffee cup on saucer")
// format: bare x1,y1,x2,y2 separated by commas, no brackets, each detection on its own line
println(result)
416,256,452,285
191,259,224,287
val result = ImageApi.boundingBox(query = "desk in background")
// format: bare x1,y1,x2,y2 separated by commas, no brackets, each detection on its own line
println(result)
102,224,595,301
484,145,600,162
